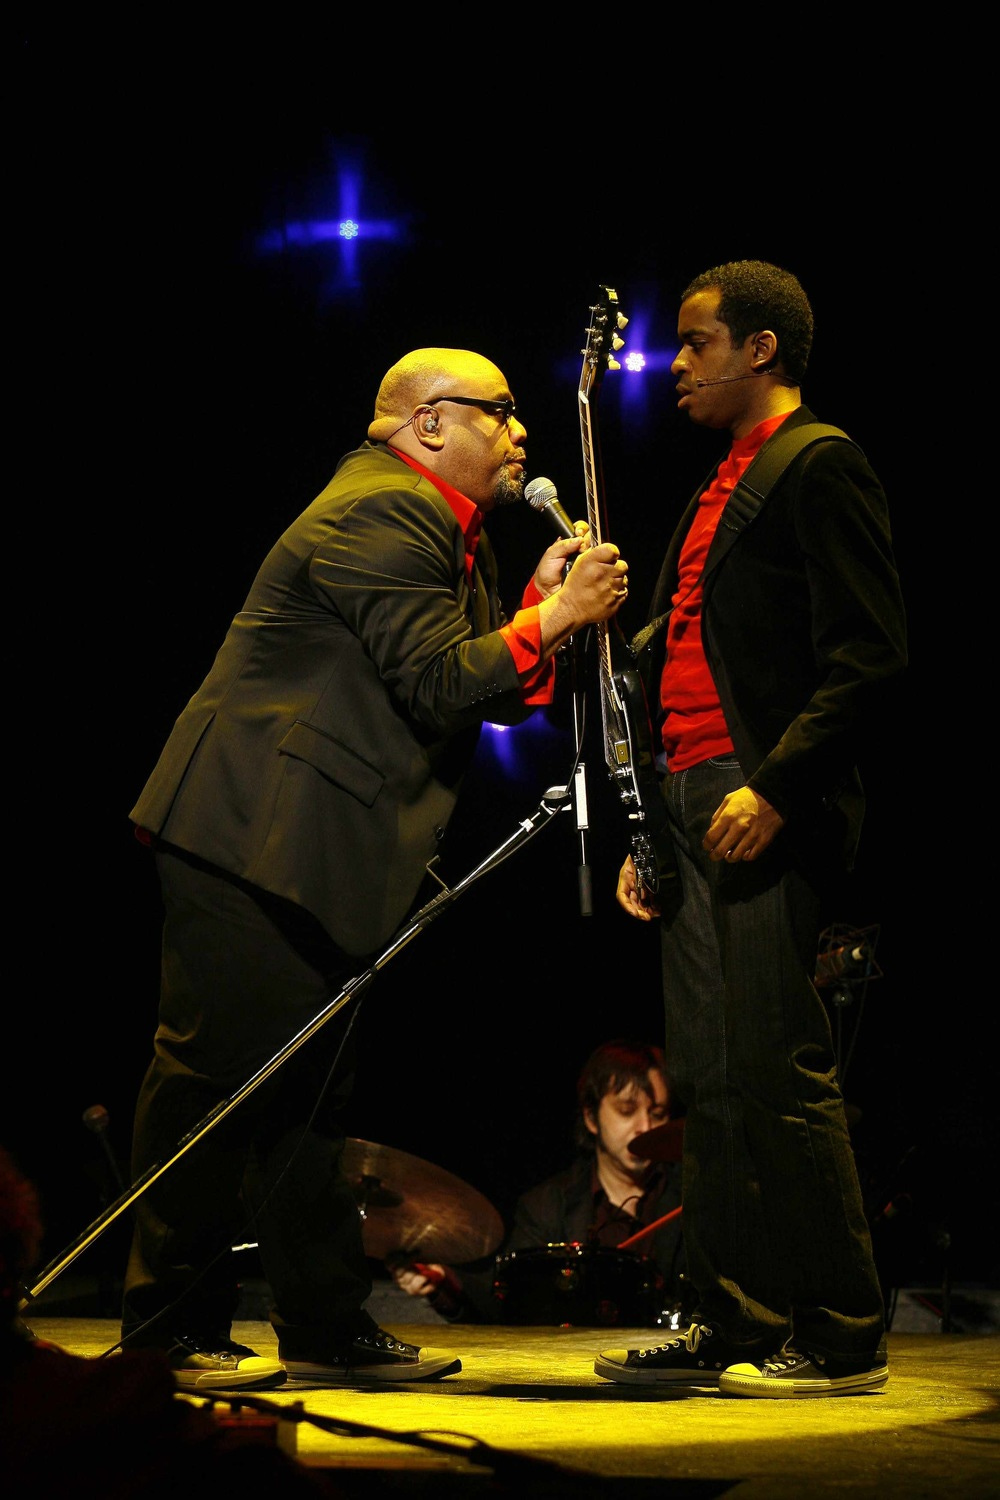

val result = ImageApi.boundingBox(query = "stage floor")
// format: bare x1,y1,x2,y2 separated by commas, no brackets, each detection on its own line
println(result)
8,1310,999,1498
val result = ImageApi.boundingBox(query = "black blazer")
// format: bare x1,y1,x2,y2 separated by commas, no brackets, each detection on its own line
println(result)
635,406,907,878
130,442,537,957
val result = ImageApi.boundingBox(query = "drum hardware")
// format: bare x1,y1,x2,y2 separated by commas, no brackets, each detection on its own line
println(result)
492,1242,662,1327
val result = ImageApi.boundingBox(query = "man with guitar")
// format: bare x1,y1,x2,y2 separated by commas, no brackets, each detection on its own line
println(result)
121,347,630,1392
594,262,907,1398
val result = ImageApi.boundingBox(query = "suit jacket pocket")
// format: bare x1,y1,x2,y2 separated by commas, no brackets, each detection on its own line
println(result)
278,719,384,807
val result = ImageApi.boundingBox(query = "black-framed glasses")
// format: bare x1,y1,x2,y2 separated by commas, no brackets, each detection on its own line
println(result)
425,394,518,425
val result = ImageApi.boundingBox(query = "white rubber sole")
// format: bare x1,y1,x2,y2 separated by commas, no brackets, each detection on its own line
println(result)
173,1357,288,1391
593,1352,722,1385
719,1362,889,1397
282,1348,461,1384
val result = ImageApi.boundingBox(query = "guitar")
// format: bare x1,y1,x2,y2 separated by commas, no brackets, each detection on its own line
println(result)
578,286,675,897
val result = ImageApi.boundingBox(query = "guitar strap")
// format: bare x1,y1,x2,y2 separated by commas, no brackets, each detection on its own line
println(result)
629,420,857,661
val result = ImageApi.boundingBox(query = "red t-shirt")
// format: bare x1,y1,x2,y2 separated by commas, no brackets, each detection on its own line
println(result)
660,413,790,770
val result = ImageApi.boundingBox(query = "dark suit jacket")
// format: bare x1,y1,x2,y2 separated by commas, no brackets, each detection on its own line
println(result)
635,406,907,879
130,442,538,957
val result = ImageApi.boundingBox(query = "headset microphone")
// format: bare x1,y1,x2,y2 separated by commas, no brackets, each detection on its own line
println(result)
695,373,763,387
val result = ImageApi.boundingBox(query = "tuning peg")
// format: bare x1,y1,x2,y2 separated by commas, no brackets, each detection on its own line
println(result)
607,357,621,370
617,313,629,330
611,334,625,352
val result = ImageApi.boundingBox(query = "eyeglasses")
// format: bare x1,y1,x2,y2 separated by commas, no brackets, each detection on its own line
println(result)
425,394,518,425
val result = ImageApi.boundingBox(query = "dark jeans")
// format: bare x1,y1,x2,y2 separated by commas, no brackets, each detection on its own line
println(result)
659,755,885,1363
122,846,379,1351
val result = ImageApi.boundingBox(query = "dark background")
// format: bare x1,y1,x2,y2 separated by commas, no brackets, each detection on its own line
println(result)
11,81,990,1310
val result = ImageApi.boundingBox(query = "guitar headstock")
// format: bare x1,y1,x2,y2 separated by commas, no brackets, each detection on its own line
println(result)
580,285,628,403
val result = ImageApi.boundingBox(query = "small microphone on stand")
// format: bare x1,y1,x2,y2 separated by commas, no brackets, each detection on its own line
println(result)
82,1104,128,1195
814,942,873,987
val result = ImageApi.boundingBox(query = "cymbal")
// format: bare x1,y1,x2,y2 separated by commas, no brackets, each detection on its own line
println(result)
627,1118,685,1164
342,1137,504,1264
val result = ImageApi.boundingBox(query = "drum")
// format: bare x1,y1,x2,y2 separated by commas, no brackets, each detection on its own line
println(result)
491,1242,661,1326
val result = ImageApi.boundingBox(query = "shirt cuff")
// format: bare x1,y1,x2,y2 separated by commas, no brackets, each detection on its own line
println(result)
500,604,555,705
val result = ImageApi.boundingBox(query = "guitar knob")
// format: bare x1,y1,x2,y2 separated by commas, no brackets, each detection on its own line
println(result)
612,334,625,352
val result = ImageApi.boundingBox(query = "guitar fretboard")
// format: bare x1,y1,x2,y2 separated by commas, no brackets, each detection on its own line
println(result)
578,383,626,771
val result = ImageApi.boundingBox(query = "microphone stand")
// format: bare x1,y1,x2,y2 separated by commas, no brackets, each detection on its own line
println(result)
566,629,593,916
19,782,574,1313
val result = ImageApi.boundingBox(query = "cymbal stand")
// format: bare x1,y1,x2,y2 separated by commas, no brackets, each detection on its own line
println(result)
19,781,574,1313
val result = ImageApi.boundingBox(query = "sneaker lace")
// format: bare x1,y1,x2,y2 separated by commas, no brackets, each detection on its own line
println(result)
364,1329,418,1356
643,1322,713,1357
763,1345,812,1373
684,1322,713,1353
174,1332,254,1361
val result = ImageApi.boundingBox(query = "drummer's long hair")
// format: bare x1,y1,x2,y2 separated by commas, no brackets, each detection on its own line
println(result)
573,1039,671,1152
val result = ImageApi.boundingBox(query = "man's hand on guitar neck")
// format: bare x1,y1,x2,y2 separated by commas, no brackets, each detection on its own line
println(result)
617,855,661,921
531,520,595,598
535,537,630,659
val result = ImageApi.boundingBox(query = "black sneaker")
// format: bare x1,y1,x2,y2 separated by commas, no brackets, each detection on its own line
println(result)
594,1321,751,1386
719,1345,889,1397
169,1334,287,1392
280,1327,461,1386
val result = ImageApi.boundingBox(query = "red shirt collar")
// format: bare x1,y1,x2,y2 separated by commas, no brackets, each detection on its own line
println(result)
390,446,483,556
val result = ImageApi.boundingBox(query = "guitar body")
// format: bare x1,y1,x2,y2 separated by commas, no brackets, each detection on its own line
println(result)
578,288,676,898
604,626,676,897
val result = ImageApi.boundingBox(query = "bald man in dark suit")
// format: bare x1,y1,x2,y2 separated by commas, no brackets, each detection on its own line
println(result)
124,347,630,1392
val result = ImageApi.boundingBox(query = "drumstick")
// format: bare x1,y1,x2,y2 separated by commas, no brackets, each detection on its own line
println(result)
616,1204,683,1250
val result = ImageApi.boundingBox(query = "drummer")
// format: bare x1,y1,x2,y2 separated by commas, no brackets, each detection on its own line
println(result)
389,1039,689,1324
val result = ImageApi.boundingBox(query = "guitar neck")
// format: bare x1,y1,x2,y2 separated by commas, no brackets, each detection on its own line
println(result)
578,384,617,660
578,382,617,732
574,285,673,898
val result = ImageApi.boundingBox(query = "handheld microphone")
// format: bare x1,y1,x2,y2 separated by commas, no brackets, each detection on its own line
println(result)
525,476,576,538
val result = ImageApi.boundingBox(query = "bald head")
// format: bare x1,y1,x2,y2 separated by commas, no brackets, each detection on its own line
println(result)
368,348,509,442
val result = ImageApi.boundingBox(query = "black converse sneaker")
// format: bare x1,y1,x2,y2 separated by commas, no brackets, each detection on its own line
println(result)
169,1335,286,1392
594,1322,751,1386
279,1327,461,1385
719,1345,889,1398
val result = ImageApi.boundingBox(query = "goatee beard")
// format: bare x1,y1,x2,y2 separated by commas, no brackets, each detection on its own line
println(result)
492,467,524,509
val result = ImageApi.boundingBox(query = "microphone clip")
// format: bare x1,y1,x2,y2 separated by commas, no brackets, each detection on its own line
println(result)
814,922,883,990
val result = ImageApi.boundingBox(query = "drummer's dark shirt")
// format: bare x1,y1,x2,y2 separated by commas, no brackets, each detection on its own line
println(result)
586,1163,673,1250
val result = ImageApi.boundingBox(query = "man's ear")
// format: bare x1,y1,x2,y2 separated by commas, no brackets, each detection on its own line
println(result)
751,329,779,369
583,1107,599,1138
415,407,444,447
